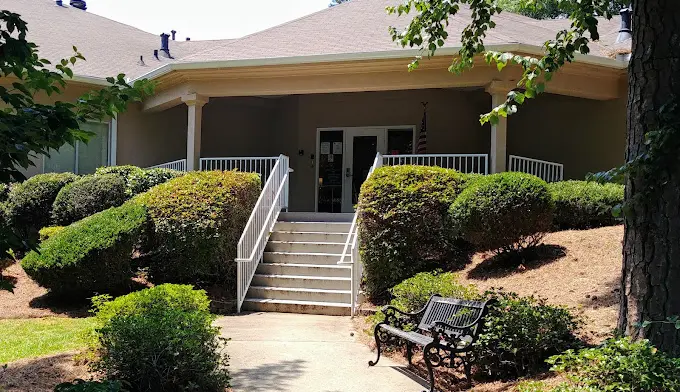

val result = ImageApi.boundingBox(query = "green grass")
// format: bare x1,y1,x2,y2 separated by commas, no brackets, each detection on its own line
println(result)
0,317,96,363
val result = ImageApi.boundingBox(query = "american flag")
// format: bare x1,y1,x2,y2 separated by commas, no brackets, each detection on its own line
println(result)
417,102,428,154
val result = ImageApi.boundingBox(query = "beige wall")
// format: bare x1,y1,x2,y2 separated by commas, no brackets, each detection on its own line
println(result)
117,103,187,168
508,94,626,179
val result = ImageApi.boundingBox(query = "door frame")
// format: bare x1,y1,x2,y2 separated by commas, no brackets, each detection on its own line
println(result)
315,125,416,212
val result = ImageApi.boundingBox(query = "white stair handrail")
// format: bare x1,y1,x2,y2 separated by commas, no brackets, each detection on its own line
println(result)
339,152,383,316
236,155,290,313
147,158,187,172
508,155,564,182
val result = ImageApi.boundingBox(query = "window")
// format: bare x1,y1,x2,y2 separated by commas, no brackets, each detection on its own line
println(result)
387,128,414,155
44,122,110,174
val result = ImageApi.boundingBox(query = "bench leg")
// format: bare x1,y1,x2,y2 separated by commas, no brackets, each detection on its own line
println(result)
423,343,437,392
406,342,413,365
462,355,473,386
368,324,383,367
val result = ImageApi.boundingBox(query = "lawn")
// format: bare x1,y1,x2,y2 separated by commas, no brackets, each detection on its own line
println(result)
0,317,96,363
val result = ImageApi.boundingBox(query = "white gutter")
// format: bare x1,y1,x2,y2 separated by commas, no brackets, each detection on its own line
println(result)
71,74,111,86
130,43,628,83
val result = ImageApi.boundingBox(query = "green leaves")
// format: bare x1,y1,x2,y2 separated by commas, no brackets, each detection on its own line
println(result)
387,0,613,125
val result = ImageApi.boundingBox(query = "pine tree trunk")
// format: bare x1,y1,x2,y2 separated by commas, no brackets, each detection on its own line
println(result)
618,0,680,355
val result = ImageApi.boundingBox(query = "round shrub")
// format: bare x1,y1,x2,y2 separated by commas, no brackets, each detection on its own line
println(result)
0,183,11,203
39,226,65,242
22,203,147,295
90,284,230,392
55,380,127,392
358,165,470,301
389,270,479,312
95,165,144,181
134,171,260,288
5,173,78,244
549,181,624,229
126,168,184,197
450,172,555,254
474,290,581,379
52,174,127,226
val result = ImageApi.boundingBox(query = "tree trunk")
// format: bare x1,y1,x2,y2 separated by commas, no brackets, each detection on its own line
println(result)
618,0,680,355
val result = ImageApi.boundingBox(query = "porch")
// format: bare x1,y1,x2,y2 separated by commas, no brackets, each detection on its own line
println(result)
124,87,623,213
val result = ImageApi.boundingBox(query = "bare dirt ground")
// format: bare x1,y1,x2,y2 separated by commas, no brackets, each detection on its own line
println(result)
356,225,624,391
458,225,623,343
0,352,90,392
0,263,90,320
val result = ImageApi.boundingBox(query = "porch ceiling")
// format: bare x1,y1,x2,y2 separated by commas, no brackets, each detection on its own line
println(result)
142,56,626,112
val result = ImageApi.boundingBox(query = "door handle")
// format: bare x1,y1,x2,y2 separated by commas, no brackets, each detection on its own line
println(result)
345,168,353,178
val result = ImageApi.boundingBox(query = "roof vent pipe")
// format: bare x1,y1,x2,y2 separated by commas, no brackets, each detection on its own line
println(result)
616,8,632,43
160,33,173,58
171,30,177,41
186,37,191,41
56,0,63,6
70,0,86,10
153,50,159,60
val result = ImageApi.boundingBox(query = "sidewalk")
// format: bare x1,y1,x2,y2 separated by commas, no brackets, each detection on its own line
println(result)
215,312,427,392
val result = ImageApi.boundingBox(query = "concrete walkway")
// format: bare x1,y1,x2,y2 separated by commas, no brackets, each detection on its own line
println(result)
215,312,427,392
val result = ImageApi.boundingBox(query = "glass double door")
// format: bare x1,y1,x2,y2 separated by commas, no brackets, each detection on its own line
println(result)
317,128,387,213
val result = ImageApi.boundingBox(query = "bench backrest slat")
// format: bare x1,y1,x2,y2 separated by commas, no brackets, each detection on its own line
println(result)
418,297,487,337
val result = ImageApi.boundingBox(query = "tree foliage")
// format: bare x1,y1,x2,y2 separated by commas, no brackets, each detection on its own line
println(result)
496,0,627,20
0,10,153,288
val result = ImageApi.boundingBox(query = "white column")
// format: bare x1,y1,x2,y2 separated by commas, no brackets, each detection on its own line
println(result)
182,94,208,171
109,116,118,166
486,83,509,174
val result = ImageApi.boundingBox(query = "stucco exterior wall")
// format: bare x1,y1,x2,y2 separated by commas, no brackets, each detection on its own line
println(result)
116,103,187,168
508,94,626,179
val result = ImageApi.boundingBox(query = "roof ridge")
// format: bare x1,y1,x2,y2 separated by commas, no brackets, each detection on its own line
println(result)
174,0,353,61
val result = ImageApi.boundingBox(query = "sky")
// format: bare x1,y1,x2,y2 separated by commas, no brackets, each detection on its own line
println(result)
87,0,330,40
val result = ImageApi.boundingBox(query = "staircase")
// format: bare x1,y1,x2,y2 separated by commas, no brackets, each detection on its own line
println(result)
241,212,354,316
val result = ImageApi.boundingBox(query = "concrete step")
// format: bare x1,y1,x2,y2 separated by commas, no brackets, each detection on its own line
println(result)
251,274,351,290
269,231,349,243
265,241,346,254
241,298,351,316
246,286,351,303
273,221,352,233
257,263,351,278
279,212,354,222
263,252,345,265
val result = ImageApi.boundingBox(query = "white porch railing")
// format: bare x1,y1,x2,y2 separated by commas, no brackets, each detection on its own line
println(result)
338,153,383,316
382,154,489,174
200,157,279,183
147,159,187,172
236,155,290,313
509,155,564,182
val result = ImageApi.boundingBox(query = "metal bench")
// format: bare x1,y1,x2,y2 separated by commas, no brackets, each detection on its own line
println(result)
368,295,494,392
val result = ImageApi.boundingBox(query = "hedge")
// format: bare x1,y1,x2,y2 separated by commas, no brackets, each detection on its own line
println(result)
134,171,260,289
126,168,184,197
22,203,147,295
5,173,78,244
90,285,230,392
39,226,65,242
0,183,10,203
358,165,469,301
450,172,554,254
52,174,127,226
549,181,624,229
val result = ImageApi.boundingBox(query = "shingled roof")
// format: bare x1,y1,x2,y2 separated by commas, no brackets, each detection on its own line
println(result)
5,0,626,81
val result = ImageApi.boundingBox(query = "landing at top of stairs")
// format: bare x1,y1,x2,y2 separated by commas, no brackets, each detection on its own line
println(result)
278,212,354,223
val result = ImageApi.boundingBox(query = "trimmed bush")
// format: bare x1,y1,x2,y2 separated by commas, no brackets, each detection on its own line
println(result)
39,226,65,242
134,171,260,288
54,380,128,392
90,284,230,392
389,270,479,313
547,337,680,392
450,172,555,254
474,290,581,379
126,168,183,197
52,174,127,226
0,183,11,203
95,165,144,181
5,173,78,243
549,181,624,229
22,203,147,295
358,165,470,301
